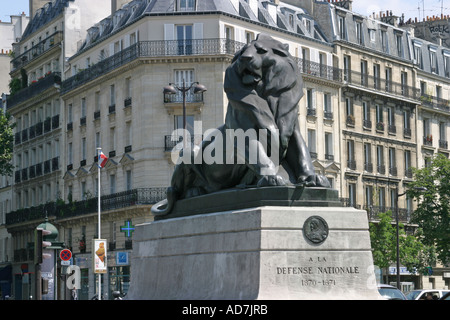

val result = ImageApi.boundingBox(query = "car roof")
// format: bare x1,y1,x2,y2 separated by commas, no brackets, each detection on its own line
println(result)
377,284,398,289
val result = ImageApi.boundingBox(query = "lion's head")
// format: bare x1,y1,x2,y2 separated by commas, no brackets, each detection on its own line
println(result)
232,34,301,97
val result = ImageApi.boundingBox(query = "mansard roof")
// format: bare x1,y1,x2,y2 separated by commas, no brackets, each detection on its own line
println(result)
75,0,329,56
22,0,74,39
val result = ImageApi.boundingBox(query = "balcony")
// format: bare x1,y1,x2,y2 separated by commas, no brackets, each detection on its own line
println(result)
364,162,373,173
165,135,203,152
420,94,450,113
11,31,63,72
439,140,448,149
306,108,316,117
62,39,247,94
296,58,342,82
423,136,433,147
344,70,419,101
124,97,132,108
164,92,204,104
365,206,411,223
389,166,398,176
7,72,61,109
377,164,386,174
347,160,356,170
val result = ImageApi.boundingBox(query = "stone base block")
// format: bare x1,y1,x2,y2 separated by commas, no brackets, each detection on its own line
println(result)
126,206,382,300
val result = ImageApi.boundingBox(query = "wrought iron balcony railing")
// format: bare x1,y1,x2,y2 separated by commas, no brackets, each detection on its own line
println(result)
62,39,345,95
6,188,167,225
344,70,420,101
7,72,61,109
62,39,246,94
11,31,63,72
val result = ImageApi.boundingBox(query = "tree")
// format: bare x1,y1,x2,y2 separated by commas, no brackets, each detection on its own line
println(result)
369,211,436,281
0,108,15,176
407,153,450,265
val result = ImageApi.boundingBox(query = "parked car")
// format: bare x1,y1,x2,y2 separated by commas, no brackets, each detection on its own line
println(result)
440,292,450,300
405,289,450,300
377,284,407,300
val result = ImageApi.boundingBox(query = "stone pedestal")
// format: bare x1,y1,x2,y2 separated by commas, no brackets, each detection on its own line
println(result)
127,206,382,300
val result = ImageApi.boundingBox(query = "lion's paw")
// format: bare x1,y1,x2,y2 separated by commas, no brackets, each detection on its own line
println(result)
257,175,286,187
297,175,331,188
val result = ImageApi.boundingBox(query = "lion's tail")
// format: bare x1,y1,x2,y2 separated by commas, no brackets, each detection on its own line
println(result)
151,187,177,216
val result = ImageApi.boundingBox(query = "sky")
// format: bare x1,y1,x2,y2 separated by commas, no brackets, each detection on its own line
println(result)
0,0,448,22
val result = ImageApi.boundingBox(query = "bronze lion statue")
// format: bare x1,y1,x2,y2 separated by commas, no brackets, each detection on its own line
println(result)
152,34,330,216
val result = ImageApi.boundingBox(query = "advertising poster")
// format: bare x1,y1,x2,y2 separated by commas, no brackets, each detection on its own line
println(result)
93,239,107,274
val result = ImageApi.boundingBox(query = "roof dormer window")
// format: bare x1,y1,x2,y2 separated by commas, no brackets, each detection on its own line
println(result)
178,0,195,12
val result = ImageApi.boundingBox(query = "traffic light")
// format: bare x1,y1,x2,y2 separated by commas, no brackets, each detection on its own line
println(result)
34,228,52,264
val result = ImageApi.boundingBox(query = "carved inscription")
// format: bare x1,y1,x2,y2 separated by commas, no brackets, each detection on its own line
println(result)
276,257,360,287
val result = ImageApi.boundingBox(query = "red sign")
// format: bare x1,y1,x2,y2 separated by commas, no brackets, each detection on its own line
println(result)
60,249,72,261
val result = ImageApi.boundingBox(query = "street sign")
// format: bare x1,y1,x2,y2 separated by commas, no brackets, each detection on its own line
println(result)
60,249,72,261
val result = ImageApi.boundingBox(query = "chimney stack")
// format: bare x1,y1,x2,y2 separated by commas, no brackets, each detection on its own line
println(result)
29,0,49,19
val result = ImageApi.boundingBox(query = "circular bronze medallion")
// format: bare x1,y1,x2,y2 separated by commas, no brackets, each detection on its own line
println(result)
303,216,329,244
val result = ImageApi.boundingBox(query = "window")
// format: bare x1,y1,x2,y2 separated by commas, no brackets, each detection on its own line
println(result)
363,101,371,128
439,122,447,142
110,174,116,194
389,148,396,175
373,64,380,90
174,69,195,101
430,48,438,74
95,132,101,149
378,187,386,210
68,143,73,165
324,93,332,119
178,0,195,11
308,129,316,156
401,72,408,95
175,115,194,136
343,55,350,81
126,170,132,191
414,44,423,68
348,183,356,207
355,21,363,45
338,15,346,40
67,104,73,123
245,31,254,44
377,145,385,174
404,150,412,177
360,60,368,86
110,128,116,152
325,133,333,160
387,107,395,133
364,143,372,172
81,138,86,161
381,30,388,53
403,110,411,137
95,91,100,112
365,185,373,208
369,29,375,42
306,89,314,111
177,25,193,55
396,34,403,58
81,98,86,118
444,53,450,78
376,104,383,126
110,85,115,106
347,140,355,169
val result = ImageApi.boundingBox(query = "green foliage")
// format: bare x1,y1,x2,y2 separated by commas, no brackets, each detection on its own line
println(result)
0,109,15,176
369,211,436,274
407,153,450,265
8,78,21,96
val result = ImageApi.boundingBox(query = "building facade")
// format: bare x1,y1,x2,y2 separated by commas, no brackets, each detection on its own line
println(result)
4,0,111,300
2,0,449,299
56,0,341,299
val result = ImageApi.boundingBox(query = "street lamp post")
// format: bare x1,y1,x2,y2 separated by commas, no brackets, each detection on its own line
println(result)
395,187,427,290
164,80,207,148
